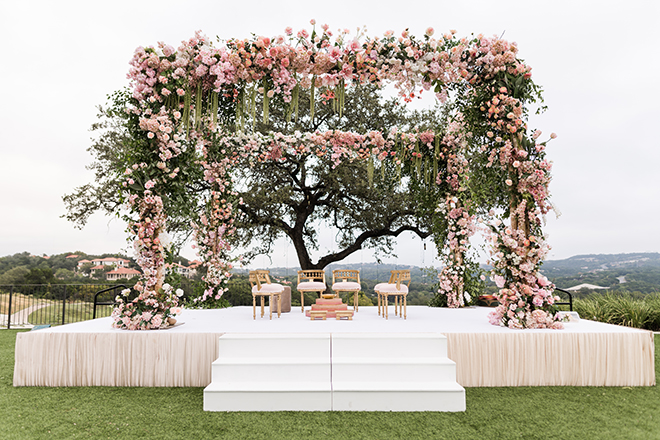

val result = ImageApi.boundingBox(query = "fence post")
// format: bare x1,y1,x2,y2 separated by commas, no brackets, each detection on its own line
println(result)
7,286,13,330
61,285,67,326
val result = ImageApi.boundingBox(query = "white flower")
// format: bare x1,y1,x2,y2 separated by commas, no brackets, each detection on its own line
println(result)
175,288,184,297
162,283,171,292
121,288,131,296
158,231,172,250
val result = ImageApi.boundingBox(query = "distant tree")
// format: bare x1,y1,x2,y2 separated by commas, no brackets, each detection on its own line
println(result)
79,263,94,277
0,266,30,285
24,267,55,284
54,268,76,280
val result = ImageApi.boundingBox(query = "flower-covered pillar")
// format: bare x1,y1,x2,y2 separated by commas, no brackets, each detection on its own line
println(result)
462,35,562,328
191,139,240,306
485,129,560,329
433,121,480,307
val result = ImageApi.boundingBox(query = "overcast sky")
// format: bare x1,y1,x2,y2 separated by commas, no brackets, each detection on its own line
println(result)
1,0,658,268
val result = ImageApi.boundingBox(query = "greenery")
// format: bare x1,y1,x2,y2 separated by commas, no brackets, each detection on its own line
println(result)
570,293,660,331
1,329,659,439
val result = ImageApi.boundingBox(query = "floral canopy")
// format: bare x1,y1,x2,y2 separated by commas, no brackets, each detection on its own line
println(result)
111,22,562,330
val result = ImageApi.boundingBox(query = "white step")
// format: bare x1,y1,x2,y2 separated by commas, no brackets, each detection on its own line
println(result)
204,333,332,411
204,382,332,411
331,332,449,358
331,333,465,412
211,357,329,383
333,381,466,412
332,357,457,382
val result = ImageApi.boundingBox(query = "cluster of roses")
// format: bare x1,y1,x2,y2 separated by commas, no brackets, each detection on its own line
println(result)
111,285,183,330
435,196,478,307
486,201,562,329
112,194,182,330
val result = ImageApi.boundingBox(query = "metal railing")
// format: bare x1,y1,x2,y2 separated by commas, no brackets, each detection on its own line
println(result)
0,284,126,329
93,285,127,319
554,288,574,311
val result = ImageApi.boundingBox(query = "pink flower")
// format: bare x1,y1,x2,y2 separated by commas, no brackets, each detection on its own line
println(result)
310,19,316,25
425,27,434,37
550,133,557,139
162,45,175,57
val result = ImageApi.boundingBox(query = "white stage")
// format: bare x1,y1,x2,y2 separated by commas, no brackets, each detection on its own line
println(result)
13,306,655,388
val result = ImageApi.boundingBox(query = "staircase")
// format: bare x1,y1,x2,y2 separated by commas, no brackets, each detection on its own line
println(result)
203,332,465,411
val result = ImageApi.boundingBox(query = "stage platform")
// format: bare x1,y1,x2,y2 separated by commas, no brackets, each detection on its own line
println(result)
13,306,655,388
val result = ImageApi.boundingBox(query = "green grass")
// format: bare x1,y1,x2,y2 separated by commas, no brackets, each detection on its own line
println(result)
26,303,107,326
0,330,658,440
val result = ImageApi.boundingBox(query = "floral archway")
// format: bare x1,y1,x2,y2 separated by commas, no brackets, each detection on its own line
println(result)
111,23,562,330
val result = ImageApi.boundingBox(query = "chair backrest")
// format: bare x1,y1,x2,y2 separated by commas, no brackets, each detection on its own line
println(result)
332,269,360,284
390,270,411,289
249,270,272,290
297,270,326,284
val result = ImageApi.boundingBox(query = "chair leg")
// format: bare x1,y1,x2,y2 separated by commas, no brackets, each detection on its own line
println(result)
278,293,282,318
253,295,256,320
404,295,407,320
269,294,273,320
354,291,358,312
260,296,265,318
301,291,304,312
377,292,381,316
394,295,399,316
385,295,389,320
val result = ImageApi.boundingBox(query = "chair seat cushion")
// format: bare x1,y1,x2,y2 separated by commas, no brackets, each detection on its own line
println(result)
375,283,408,294
252,283,284,294
297,281,327,291
332,281,361,291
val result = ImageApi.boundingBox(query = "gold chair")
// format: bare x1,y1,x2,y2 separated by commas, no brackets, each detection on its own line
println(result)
374,270,411,319
331,269,362,312
296,270,327,312
249,270,283,320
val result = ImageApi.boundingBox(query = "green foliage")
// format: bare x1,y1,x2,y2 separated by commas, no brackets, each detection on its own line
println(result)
573,292,660,331
342,291,374,307
0,266,30,285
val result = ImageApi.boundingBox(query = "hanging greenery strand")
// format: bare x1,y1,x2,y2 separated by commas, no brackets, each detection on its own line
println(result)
310,76,316,121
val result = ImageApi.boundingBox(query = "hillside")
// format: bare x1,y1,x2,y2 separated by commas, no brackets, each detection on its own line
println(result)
540,253,660,294
2,251,658,297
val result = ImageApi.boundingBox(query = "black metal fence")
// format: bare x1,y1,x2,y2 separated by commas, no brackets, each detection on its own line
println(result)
0,284,129,329
0,282,198,329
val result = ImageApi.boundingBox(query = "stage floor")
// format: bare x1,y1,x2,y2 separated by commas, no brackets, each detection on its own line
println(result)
13,306,655,388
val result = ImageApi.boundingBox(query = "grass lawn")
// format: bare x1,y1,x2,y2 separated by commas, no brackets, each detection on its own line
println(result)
0,330,658,440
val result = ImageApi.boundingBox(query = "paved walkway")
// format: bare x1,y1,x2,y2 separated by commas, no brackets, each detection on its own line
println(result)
0,303,52,328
